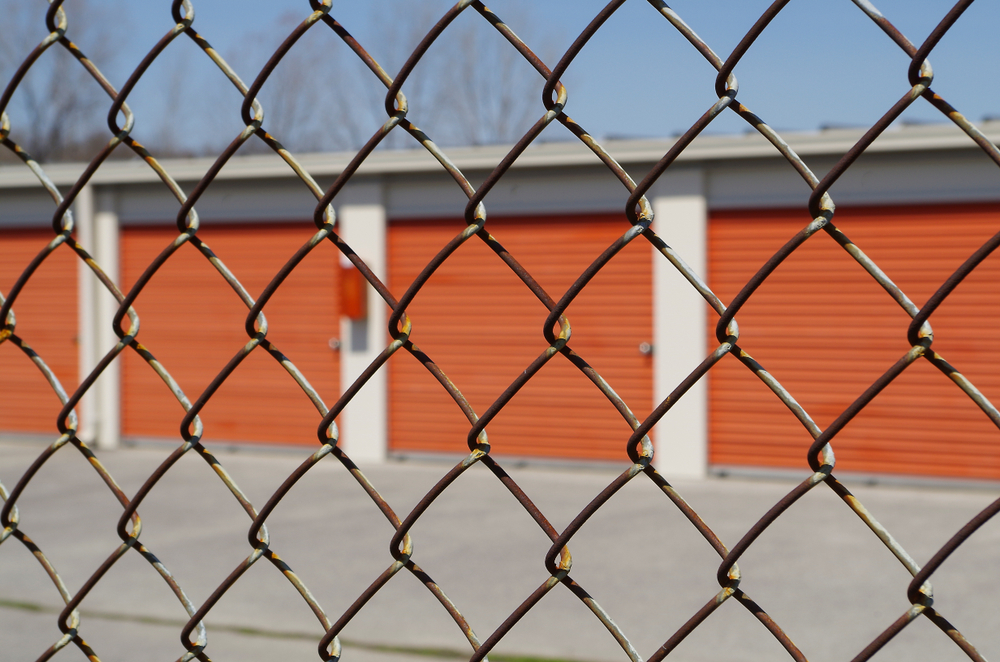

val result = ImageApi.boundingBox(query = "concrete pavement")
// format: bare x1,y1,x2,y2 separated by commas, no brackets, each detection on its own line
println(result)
1,439,999,662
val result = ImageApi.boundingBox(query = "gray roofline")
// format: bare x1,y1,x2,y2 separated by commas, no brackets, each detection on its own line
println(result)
0,120,997,190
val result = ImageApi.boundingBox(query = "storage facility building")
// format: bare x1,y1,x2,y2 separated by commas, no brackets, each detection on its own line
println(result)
2,121,999,480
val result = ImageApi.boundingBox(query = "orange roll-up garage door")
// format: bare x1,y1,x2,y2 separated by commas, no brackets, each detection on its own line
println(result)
709,203,1000,480
121,223,339,446
388,214,652,462
0,229,77,435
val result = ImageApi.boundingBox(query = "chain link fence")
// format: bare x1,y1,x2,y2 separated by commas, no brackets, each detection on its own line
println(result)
2,0,999,660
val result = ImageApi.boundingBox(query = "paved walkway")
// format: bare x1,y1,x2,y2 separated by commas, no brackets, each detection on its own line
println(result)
1,440,998,662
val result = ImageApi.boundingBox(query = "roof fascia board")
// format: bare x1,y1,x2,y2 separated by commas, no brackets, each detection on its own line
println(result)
0,121,997,190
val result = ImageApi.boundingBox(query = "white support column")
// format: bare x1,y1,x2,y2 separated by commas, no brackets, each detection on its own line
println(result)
93,188,121,450
74,185,97,446
650,169,708,479
337,182,388,463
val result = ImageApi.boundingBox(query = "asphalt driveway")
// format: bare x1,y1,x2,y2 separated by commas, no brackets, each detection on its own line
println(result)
2,439,998,662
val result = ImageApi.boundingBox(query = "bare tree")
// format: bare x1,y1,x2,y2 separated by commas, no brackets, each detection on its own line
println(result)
0,3,562,163
0,2,557,165
211,4,557,157
373,4,552,149
0,0,126,164
437,9,548,147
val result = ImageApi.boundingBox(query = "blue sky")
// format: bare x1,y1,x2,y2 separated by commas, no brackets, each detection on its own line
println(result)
31,1,1000,152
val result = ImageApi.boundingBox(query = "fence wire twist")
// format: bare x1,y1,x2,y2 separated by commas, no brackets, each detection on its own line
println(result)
1,0,999,660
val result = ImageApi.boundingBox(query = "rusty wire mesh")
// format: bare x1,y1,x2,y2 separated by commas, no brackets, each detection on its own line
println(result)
2,0,1000,660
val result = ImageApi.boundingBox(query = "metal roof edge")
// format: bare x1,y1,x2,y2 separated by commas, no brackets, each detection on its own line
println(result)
0,120,997,190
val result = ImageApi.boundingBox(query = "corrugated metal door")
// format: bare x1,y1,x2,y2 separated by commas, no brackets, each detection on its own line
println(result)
709,203,1000,479
0,229,77,435
121,223,340,446
388,214,653,462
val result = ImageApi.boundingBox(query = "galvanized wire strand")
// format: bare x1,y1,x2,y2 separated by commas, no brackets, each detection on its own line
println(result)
0,0,836,660
642,10,985,648
351,7,685,656
570,0,998,658
0,3,216,659
1,1,999,661
702,1,999,657
1,2,349,659
222,8,496,659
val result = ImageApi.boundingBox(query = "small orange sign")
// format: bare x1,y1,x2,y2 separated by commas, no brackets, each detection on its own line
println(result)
340,263,368,320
